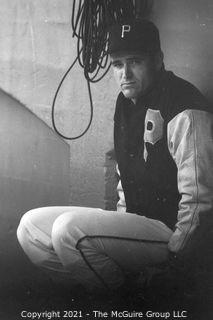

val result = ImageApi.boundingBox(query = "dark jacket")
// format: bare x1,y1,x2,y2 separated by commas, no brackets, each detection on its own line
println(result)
114,70,213,253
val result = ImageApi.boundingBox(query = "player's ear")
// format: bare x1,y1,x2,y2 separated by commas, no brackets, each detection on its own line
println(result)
155,50,164,71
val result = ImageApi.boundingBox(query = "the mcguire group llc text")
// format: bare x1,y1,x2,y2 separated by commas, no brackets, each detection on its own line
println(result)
20,309,188,319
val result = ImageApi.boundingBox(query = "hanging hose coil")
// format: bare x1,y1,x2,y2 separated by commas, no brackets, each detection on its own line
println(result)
52,0,153,140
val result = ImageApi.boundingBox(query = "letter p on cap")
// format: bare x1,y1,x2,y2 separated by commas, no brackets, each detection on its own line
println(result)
121,25,131,38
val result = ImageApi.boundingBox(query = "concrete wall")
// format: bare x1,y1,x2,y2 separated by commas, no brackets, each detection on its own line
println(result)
151,0,213,102
0,0,212,213
0,88,70,286
0,0,117,209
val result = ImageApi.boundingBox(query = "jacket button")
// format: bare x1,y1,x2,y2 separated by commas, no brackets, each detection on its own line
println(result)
147,121,153,131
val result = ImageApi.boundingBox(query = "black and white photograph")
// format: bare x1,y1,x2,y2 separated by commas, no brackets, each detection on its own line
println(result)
0,1,212,319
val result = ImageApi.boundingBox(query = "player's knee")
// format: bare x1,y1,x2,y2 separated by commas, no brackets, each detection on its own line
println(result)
17,209,38,245
51,209,87,252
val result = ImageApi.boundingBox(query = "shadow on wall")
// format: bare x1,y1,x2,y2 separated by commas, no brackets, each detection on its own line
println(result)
0,88,70,286
151,0,213,104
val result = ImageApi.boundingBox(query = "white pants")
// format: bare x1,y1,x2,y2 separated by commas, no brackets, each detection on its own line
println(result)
17,206,173,291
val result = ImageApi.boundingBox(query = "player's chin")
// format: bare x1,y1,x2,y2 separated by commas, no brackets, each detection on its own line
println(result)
122,89,137,100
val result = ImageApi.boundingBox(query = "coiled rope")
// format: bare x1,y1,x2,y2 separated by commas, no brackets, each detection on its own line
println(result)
52,0,153,140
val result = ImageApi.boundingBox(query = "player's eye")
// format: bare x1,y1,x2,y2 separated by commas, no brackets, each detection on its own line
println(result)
111,61,123,68
129,58,144,65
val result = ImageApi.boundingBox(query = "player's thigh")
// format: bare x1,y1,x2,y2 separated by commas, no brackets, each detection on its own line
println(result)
18,206,86,236
56,209,173,272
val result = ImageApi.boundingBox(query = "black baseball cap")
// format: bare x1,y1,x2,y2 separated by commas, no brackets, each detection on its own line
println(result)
108,19,161,55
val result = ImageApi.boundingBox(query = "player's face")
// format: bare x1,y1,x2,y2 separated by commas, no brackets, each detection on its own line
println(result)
111,52,162,103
